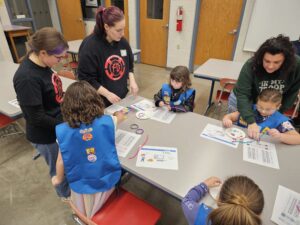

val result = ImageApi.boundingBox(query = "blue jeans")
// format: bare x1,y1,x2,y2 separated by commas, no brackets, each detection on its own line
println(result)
228,92,238,113
32,142,70,198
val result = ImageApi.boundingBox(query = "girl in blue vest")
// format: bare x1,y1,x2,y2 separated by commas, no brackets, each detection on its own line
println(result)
154,66,195,112
182,176,264,225
223,88,300,144
52,81,124,219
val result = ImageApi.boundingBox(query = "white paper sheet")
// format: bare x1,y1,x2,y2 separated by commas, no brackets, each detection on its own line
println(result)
115,129,141,157
150,107,176,124
105,104,125,115
136,145,178,170
243,139,279,169
200,124,239,148
8,99,20,108
271,185,300,225
130,99,156,111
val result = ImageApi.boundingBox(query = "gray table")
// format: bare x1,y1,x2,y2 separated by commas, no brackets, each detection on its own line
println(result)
0,61,75,118
110,96,300,225
194,58,244,111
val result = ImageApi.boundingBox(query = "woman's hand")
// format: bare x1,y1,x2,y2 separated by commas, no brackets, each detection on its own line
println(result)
129,74,139,96
248,123,260,140
203,176,222,188
106,92,121,104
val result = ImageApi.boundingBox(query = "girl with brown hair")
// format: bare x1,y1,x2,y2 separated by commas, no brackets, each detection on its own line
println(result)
182,176,264,225
52,81,125,218
13,27,70,198
154,66,195,112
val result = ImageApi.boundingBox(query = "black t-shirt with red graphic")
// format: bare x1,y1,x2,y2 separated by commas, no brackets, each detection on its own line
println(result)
13,57,63,144
78,34,134,106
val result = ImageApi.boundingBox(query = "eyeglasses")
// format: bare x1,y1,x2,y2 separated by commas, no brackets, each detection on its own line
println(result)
256,105,276,114
52,54,66,61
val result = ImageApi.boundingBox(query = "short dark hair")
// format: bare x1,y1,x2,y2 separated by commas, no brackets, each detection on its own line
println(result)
61,81,105,128
169,66,192,91
252,34,296,76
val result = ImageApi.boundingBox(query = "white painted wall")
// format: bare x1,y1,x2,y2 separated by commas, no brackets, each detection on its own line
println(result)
233,0,255,62
48,0,61,32
166,0,196,68
84,20,95,35
0,1,13,61
127,1,137,48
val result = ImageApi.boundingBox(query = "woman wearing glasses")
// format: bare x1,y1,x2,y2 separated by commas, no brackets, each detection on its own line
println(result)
229,34,300,140
13,27,70,198
78,6,138,107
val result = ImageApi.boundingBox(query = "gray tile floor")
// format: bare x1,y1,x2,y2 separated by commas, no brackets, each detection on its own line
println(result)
0,63,220,225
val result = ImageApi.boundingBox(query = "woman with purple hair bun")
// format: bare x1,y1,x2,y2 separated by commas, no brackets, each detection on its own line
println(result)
13,27,70,199
78,6,139,107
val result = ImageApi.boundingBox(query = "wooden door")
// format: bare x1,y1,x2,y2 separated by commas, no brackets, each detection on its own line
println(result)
140,0,170,67
194,0,243,66
105,0,129,40
56,0,85,41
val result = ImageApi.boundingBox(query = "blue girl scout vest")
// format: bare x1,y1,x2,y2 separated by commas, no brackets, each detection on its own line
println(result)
194,203,212,225
56,115,121,194
238,105,290,132
161,83,195,106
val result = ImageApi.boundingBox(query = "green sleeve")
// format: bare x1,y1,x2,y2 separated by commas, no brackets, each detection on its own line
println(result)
233,61,256,124
280,57,300,112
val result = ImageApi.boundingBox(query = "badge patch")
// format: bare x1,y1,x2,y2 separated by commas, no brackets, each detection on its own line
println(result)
120,49,127,56
87,154,97,162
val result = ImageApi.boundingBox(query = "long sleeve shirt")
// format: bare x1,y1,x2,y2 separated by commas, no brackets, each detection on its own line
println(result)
233,56,300,124
182,183,209,225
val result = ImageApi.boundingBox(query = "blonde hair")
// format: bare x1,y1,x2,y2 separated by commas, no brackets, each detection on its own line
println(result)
208,176,264,225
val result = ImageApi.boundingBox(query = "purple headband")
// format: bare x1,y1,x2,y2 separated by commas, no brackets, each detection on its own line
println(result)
47,45,67,55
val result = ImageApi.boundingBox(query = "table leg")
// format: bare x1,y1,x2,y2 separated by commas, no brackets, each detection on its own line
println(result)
204,80,215,115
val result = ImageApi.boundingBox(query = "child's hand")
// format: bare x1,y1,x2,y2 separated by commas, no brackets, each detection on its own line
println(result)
113,111,125,123
248,123,261,140
223,118,233,127
203,176,222,188
167,105,172,111
268,128,281,139
52,176,60,187
158,101,165,107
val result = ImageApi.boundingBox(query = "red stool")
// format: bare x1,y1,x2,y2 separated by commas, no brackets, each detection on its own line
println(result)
0,114,23,138
91,188,161,225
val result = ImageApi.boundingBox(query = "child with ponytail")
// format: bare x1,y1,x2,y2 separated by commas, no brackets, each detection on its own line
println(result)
182,176,264,225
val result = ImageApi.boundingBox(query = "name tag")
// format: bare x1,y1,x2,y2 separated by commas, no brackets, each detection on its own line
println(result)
120,49,127,57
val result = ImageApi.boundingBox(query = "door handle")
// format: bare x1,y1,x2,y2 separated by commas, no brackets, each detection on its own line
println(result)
77,18,83,22
228,29,237,35
162,24,169,29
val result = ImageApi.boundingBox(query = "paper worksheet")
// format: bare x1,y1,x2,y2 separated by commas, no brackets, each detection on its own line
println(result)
243,139,279,169
8,99,20,108
115,129,141,157
105,104,125,115
136,145,178,170
200,124,239,148
150,107,176,124
130,99,156,112
271,185,300,225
